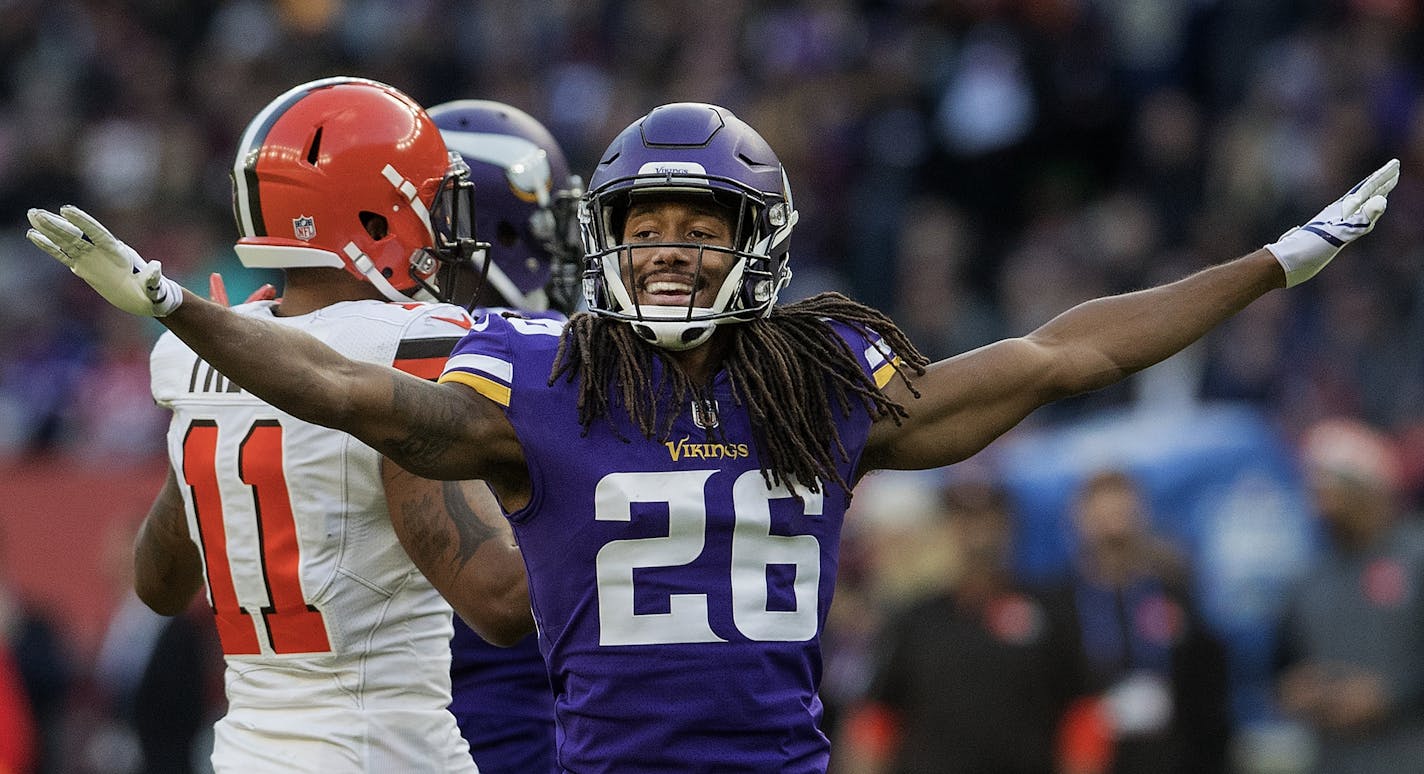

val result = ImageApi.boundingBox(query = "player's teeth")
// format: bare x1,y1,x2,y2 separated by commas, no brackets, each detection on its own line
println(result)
647,281,692,293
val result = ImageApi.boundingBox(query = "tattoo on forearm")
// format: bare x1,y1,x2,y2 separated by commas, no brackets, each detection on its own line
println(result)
442,482,499,569
396,482,500,577
385,376,459,470
398,490,453,567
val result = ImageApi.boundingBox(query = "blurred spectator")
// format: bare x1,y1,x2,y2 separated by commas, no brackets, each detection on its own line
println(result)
887,197,1003,362
821,469,956,757
72,519,223,774
1275,418,1424,774
60,311,170,459
1057,469,1232,774
840,478,1088,774
0,536,74,774
0,640,36,774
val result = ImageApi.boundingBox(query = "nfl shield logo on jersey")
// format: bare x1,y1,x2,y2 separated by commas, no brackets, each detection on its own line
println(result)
292,215,316,241
692,396,719,429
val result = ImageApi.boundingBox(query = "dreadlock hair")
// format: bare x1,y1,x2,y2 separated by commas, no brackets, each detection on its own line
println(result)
550,292,929,495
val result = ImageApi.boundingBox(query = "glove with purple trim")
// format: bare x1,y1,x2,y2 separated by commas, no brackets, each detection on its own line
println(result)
26,205,185,317
1266,159,1400,287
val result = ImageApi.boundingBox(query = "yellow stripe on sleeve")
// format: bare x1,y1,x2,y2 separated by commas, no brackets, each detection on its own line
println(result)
872,357,902,389
438,371,512,407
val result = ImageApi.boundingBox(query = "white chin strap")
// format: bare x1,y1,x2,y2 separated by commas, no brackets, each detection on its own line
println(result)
345,243,432,302
626,305,720,351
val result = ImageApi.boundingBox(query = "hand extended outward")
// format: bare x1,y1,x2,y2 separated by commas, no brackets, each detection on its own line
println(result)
1266,158,1400,287
26,205,185,317
26,159,1403,317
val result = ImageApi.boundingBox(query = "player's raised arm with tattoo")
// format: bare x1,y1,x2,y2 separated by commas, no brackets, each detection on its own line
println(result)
27,196,522,489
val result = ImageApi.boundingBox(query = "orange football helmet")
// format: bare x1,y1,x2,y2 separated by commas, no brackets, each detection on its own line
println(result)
230,76,479,302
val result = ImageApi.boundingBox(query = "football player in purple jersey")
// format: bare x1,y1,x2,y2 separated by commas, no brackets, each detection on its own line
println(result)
29,99,1398,772
395,98,583,774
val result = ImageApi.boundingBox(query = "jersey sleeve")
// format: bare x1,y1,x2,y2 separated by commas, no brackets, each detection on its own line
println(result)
437,313,518,407
149,330,193,408
436,312,565,407
828,319,902,389
391,304,476,381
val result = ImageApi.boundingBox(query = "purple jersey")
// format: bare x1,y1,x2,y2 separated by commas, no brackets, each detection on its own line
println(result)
439,313,895,773
446,308,560,774
448,625,556,774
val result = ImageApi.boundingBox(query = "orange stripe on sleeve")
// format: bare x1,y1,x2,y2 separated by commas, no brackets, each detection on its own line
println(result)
393,357,449,381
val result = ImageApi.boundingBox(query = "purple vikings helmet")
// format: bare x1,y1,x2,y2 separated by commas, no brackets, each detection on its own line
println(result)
428,100,584,313
580,102,798,350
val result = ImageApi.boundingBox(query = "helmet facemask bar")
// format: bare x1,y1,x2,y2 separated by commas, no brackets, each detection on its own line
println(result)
415,154,490,308
542,180,586,313
603,241,748,315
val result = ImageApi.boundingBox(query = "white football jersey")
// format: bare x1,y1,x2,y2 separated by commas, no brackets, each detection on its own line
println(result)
150,298,479,772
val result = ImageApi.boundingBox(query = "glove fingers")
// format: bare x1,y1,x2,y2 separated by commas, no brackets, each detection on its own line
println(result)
27,208,86,250
1374,160,1401,198
1361,195,1388,226
1355,158,1400,199
25,207,62,233
139,260,183,314
59,205,116,248
137,259,161,287
26,229,75,268
1340,160,1400,218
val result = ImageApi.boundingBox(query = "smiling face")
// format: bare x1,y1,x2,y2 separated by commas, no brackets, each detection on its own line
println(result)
619,196,737,309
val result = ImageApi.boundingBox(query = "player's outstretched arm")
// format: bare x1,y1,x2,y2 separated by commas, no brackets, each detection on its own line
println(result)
26,205,515,484
382,461,534,646
134,467,204,616
863,159,1400,474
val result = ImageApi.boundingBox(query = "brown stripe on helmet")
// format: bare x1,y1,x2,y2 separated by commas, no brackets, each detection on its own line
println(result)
233,81,334,238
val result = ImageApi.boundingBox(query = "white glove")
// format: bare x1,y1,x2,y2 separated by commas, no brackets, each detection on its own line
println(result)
26,205,185,317
1266,158,1400,287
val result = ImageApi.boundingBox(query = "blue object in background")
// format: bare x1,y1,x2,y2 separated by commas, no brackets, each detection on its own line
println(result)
994,402,1321,726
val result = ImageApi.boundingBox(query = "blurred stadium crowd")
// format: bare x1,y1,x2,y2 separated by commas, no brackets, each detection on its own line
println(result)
2,1,1424,773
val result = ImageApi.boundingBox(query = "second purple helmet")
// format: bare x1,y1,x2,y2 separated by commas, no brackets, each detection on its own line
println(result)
429,99,584,313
